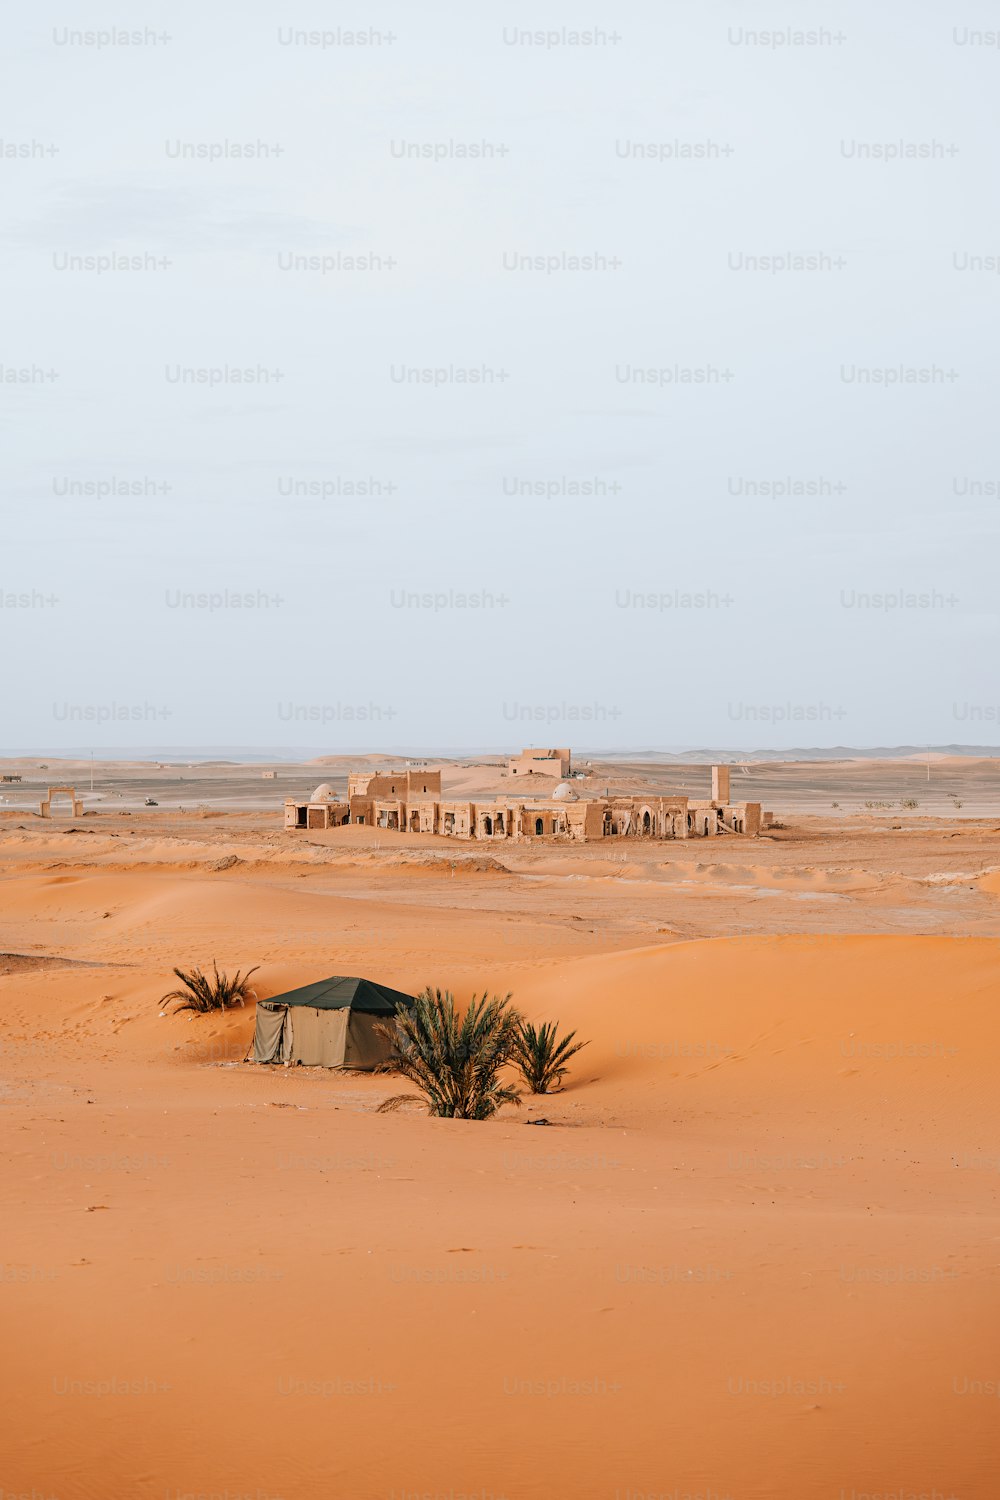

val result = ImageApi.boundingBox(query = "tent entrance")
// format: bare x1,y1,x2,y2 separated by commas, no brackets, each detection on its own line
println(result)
252,1003,290,1063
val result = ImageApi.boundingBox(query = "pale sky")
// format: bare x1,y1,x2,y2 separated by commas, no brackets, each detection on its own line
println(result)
4,0,999,752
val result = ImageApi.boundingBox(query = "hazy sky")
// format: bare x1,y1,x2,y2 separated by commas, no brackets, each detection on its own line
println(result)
4,0,999,752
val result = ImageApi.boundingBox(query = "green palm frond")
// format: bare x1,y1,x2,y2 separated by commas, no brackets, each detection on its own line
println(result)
160,961,259,1014
375,987,523,1120
512,1019,589,1094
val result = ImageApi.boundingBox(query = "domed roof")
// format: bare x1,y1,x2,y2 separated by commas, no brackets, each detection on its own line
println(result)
311,783,336,801
552,781,578,801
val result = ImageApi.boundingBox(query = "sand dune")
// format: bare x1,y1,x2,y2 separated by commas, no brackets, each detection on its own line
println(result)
2,797,1000,1498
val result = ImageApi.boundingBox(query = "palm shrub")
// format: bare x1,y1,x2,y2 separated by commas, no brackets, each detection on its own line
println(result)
160,962,259,1014
376,987,522,1119
513,1019,588,1094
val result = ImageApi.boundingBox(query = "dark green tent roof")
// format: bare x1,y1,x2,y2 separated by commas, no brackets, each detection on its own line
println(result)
259,975,416,1015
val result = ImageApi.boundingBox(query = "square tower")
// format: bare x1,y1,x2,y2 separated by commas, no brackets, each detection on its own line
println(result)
711,765,731,804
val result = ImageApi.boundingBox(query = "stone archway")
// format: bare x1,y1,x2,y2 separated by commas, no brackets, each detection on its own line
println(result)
40,786,83,818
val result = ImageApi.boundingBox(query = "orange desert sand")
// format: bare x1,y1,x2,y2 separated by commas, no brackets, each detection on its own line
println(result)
2,755,999,1499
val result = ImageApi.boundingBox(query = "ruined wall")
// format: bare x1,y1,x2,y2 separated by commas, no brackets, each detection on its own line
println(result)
438,801,474,838
406,769,442,797
353,769,442,800
372,800,403,830
284,800,349,830
688,803,717,837
524,809,563,836
366,774,405,799
564,805,590,841
474,803,516,839
407,797,439,833
741,802,762,835
349,795,374,826
583,802,606,839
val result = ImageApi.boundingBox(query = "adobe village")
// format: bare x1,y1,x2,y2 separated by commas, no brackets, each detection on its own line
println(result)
284,747,770,840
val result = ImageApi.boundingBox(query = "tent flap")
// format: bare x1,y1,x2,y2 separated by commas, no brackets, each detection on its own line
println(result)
252,1003,288,1064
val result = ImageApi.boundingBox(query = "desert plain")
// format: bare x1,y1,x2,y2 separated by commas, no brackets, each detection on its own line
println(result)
1,753,999,1500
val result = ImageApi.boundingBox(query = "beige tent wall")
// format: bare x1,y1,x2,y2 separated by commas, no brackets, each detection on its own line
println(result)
286,1006,349,1067
344,1012,394,1068
253,1003,398,1070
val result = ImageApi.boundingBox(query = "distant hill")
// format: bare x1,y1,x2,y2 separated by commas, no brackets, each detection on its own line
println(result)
3,745,999,767
593,746,1000,763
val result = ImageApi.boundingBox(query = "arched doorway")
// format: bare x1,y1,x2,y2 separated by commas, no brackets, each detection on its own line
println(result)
535,817,544,836
40,786,83,818
642,810,651,834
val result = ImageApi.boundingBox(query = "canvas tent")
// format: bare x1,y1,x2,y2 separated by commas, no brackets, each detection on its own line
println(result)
252,975,415,1069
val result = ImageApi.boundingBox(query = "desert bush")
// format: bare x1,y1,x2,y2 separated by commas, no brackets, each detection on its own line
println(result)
376,987,522,1119
900,798,918,810
160,962,259,1014
513,1019,589,1094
